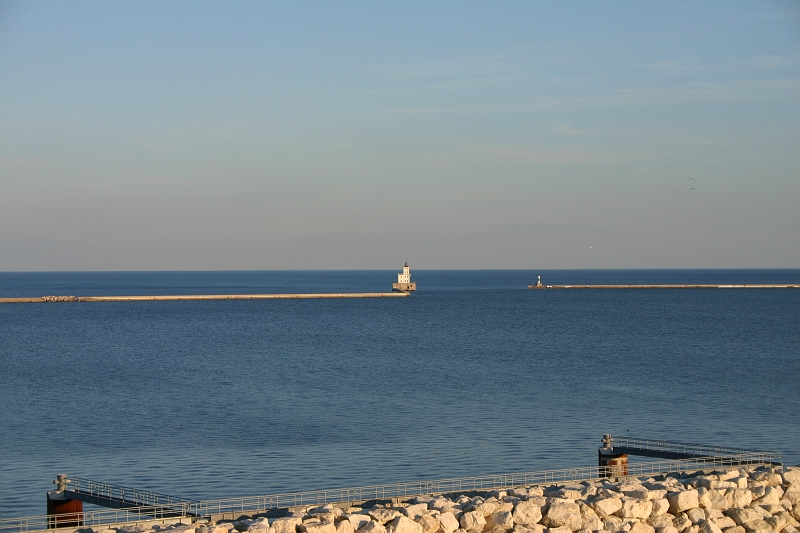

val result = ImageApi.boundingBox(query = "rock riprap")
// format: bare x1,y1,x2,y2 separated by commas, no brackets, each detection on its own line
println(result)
104,466,800,533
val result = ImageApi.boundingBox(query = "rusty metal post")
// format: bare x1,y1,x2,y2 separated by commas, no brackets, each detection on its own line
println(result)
47,474,83,528
599,434,629,477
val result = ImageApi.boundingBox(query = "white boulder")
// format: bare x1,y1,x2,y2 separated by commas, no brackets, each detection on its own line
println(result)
484,511,514,531
722,508,761,526
725,490,752,510
415,515,442,533
302,523,336,533
685,509,705,525
511,526,543,533
784,488,800,506
358,521,387,533
545,527,573,533
783,469,800,486
387,516,422,533
459,511,486,532
647,515,674,530
623,489,651,500
699,490,728,510
748,486,765,500
558,489,584,500
760,473,783,487
729,478,748,490
403,505,430,521
672,514,691,532
629,522,655,533
370,511,403,525
717,471,740,482
273,518,303,533
577,503,602,531
592,498,623,518
616,499,653,519
651,499,670,517
697,521,721,533
513,501,543,526
763,515,786,532
169,527,196,533
741,519,770,533
668,491,700,515
337,521,355,533
753,485,783,505
438,513,460,533
697,479,719,491
474,502,502,518
600,517,627,533
119,525,157,533
541,501,582,532
430,499,454,512
710,517,736,530
348,516,374,531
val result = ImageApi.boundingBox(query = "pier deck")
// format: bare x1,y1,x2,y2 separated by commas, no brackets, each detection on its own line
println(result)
0,293,410,304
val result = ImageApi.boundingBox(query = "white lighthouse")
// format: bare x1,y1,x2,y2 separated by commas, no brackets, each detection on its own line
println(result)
392,263,416,292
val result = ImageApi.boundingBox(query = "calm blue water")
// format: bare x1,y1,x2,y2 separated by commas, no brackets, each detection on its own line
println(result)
1,270,798,518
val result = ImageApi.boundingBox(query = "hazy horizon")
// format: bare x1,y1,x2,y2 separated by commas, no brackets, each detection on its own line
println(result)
3,268,799,274
1,1,798,271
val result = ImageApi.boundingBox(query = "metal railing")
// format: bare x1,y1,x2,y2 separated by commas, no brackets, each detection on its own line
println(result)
0,450,781,533
190,452,779,517
607,436,780,459
67,477,197,509
0,504,191,533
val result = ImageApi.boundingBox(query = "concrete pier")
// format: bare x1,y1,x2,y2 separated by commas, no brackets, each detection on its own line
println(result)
0,292,410,304
528,283,799,289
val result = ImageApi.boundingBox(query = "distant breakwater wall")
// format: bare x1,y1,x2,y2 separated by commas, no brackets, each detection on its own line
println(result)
82,465,800,533
528,285,800,290
0,293,410,304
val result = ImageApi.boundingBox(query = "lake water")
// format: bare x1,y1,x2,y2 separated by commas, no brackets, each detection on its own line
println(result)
1,270,798,518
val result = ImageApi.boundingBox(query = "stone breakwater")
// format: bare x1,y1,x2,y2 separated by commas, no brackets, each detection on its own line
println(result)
0,293,410,304
104,466,800,533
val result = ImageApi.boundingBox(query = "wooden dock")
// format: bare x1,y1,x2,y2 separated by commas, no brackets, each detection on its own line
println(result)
0,292,410,304
528,284,799,290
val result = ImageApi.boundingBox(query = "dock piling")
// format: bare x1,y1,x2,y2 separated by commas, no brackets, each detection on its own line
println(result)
47,476,83,529
598,435,629,477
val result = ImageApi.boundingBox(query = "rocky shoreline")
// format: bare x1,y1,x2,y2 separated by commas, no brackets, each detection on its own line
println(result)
111,466,800,533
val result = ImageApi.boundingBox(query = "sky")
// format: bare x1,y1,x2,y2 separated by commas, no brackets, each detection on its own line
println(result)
0,1,798,270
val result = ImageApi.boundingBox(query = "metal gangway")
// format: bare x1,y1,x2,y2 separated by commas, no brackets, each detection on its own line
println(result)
53,475,198,511
601,435,783,463
0,436,782,533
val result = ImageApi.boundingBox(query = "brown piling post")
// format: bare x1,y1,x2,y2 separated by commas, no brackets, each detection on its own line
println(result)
47,475,83,528
599,434,628,478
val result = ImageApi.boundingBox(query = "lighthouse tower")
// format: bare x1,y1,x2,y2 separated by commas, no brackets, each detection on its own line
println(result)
392,263,416,292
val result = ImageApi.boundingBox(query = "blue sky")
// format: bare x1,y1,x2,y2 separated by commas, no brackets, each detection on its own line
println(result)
1,1,798,270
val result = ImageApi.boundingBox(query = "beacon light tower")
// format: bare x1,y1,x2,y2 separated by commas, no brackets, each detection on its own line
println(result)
392,263,416,292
